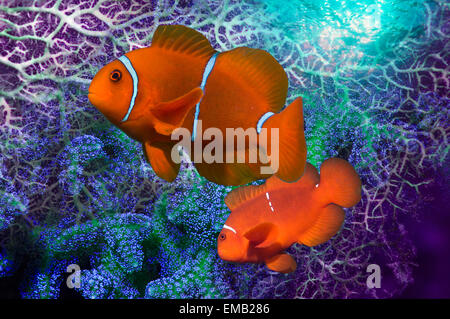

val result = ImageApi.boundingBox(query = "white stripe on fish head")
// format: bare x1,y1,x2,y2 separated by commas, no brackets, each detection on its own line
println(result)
223,224,237,234
117,55,139,123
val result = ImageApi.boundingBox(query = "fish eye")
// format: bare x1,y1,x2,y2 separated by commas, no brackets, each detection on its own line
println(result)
109,69,122,82
219,233,226,241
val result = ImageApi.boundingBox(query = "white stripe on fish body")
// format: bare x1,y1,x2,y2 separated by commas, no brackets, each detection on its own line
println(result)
265,192,275,213
223,224,237,234
118,55,139,123
257,112,275,134
189,52,278,141
192,52,219,141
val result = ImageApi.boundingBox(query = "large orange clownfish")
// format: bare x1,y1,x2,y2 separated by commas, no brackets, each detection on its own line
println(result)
217,158,362,273
88,25,306,186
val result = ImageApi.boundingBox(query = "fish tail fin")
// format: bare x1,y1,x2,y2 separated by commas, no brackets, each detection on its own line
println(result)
297,158,361,247
299,204,345,247
261,97,307,182
317,158,362,208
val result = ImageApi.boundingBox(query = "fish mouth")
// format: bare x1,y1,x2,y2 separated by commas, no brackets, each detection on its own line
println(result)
217,249,235,262
88,91,99,106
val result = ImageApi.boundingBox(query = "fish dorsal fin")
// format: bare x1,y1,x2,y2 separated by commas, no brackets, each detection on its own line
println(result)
243,222,278,249
291,163,319,188
265,162,319,190
224,184,266,211
300,163,320,187
151,25,216,58
265,174,290,191
215,47,288,113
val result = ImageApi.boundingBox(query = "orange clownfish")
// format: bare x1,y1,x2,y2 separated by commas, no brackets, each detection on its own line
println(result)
88,24,306,186
217,158,362,273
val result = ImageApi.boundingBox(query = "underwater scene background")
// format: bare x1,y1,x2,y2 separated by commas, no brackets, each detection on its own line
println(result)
0,0,448,299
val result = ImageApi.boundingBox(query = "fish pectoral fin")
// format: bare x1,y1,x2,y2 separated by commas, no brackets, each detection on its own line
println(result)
299,204,345,247
243,223,278,249
254,238,279,250
265,253,297,273
151,87,203,136
143,141,180,182
153,122,179,136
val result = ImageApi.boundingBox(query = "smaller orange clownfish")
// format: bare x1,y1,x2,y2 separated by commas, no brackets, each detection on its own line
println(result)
217,158,361,273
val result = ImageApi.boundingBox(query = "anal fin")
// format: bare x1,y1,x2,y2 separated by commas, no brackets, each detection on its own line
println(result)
143,141,180,182
265,253,297,273
299,204,345,247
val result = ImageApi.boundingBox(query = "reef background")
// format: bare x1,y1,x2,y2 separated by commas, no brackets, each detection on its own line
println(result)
0,0,448,299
